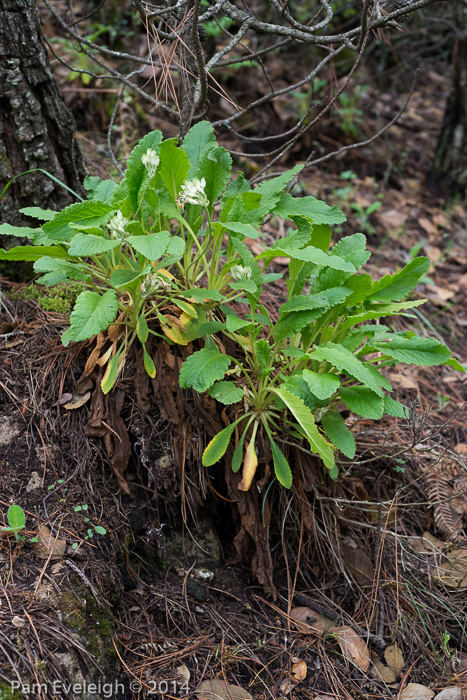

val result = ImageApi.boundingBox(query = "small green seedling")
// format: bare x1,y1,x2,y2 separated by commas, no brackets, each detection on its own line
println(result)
2,505,26,540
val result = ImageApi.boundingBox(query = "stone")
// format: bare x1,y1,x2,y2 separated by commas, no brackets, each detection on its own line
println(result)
434,689,463,700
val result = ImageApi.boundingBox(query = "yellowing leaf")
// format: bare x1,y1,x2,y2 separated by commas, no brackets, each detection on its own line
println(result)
238,441,258,492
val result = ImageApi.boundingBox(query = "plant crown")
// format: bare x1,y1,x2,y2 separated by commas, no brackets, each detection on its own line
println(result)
1,123,465,488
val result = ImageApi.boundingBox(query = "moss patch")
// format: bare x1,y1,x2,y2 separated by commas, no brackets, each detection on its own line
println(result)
7,281,83,313
0,681,23,700
58,579,119,671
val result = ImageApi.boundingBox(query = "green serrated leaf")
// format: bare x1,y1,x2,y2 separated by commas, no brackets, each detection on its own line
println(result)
303,370,340,400
159,138,190,202
383,395,408,418
272,386,335,471
253,165,303,218
42,200,115,242
225,313,251,332
367,257,430,302
178,288,224,302
62,290,118,346
19,207,56,221
127,231,170,260
339,386,384,419
229,279,257,293
0,223,41,241
33,257,90,286
182,121,217,177
209,381,243,405
179,348,232,393
255,339,270,369
373,335,452,366
124,130,163,210
0,245,71,261
279,288,350,316
110,267,147,288
275,192,346,225
197,146,232,205
223,221,260,239
321,410,356,459
308,342,387,397
159,236,185,266
68,232,120,256
332,233,369,269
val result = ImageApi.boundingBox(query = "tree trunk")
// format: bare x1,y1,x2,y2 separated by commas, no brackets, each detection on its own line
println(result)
0,0,86,226
431,0,467,198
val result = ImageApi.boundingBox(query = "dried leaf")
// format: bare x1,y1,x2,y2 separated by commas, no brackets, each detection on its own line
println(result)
84,332,105,375
291,660,307,681
432,548,467,589
400,683,434,699
371,659,397,684
34,525,66,561
384,645,405,673
238,441,258,492
196,680,253,700
64,392,91,410
387,372,418,389
176,665,190,683
342,545,375,585
334,626,370,672
278,678,295,695
290,607,333,635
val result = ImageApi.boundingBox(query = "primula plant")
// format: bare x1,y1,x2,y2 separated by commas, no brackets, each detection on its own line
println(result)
1,122,465,489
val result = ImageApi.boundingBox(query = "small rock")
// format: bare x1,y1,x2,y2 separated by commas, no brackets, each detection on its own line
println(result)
434,689,462,700
26,471,41,491
12,616,26,628
401,683,435,699
186,580,208,603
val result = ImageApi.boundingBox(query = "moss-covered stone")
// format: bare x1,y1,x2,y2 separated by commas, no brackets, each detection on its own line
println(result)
58,579,119,672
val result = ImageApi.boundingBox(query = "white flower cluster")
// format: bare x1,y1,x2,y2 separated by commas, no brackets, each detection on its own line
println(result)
141,148,160,178
230,264,252,281
140,271,171,296
108,211,129,240
178,177,209,207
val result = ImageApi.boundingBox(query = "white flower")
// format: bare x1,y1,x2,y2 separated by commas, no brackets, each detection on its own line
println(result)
230,264,252,281
140,272,171,296
178,177,209,207
108,211,129,240
141,148,160,177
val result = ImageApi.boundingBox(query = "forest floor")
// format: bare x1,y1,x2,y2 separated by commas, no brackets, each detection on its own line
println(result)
1,19,467,700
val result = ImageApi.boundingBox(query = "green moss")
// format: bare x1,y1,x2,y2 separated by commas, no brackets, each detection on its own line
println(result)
58,579,119,671
0,681,23,700
7,281,83,313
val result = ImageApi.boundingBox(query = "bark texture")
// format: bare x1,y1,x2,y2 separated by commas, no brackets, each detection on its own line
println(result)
432,1,467,198
0,0,86,226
